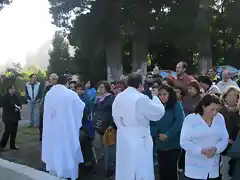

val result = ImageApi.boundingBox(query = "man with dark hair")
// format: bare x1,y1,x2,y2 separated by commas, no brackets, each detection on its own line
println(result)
174,61,193,94
25,73,41,128
42,74,85,180
112,72,165,180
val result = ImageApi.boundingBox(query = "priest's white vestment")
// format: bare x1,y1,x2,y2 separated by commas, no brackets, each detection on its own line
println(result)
42,84,85,180
112,87,165,180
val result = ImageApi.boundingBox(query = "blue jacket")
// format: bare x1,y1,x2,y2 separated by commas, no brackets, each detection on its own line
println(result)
154,101,185,151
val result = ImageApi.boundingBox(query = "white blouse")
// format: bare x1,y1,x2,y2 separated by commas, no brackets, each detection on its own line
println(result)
180,113,229,179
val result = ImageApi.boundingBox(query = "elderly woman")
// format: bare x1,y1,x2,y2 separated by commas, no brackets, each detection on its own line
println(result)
219,86,240,177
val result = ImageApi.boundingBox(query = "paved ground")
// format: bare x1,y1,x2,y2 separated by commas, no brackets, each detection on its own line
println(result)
0,167,34,180
0,105,232,180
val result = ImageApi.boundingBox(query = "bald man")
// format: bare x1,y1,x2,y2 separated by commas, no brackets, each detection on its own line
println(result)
216,70,238,93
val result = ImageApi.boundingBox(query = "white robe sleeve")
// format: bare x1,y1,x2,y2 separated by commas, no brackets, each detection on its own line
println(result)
136,95,165,122
180,115,202,155
72,95,85,130
214,114,229,154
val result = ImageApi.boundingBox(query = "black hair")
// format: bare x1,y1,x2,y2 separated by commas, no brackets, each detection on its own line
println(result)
70,81,77,85
198,76,212,86
194,94,221,116
127,72,143,89
159,85,177,109
29,73,36,79
153,79,162,87
57,75,68,85
162,77,174,87
98,81,111,93
75,83,85,89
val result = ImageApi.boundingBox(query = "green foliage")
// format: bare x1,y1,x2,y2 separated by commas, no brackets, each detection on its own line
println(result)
48,31,78,75
0,63,47,94
47,0,240,78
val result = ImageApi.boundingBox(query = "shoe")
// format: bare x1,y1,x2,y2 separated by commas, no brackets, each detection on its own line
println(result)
10,147,19,150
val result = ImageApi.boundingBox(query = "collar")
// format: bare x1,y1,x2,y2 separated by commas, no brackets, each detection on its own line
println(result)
177,73,186,80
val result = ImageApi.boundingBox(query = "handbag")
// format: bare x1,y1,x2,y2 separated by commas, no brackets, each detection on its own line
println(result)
92,111,110,135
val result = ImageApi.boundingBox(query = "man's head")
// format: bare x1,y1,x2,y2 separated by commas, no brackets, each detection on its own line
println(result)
29,74,37,83
145,72,154,84
222,70,230,82
57,75,68,86
49,73,58,85
176,61,187,76
127,72,144,92
208,68,215,77
75,83,85,95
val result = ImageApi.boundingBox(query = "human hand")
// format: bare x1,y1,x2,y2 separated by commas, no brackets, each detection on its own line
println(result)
228,139,234,144
151,88,159,96
158,133,168,141
201,147,216,158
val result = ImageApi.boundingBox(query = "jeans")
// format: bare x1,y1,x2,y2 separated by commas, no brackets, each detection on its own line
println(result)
28,102,40,127
99,135,116,171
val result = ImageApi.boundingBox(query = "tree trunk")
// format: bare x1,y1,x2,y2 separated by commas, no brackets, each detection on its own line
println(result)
105,0,122,82
132,4,149,76
195,0,213,74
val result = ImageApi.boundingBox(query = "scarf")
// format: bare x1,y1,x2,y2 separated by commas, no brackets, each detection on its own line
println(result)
96,93,111,103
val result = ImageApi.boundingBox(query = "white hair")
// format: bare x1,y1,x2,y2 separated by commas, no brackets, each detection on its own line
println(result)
49,73,58,80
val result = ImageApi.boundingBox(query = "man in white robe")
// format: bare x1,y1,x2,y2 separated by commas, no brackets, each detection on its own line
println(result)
42,75,85,180
112,72,165,180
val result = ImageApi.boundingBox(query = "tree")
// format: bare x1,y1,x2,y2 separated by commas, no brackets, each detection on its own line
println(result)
48,31,77,74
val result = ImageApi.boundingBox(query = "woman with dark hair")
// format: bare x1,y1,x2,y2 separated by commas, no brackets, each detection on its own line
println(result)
92,81,115,177
0,86,21,151
182,80,202,115
154,85,185,180
180,94,229,180
198,76,220,94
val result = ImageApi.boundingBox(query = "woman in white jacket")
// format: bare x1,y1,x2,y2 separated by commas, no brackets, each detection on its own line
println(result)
180,94,229,180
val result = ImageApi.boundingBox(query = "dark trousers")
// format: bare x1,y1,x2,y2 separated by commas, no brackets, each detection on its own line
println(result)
39,127,42,142
158,149,181,180
185,176,220,180
0,121,18,148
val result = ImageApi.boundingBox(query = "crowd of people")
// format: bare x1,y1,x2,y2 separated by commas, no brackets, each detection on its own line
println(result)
0,61,240,180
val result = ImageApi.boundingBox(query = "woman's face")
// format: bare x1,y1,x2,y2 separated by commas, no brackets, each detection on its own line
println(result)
98,84,107,95
203,103,220,119
188,86,197,96
225,90,239,106
174,89,182,100
159,89,169,103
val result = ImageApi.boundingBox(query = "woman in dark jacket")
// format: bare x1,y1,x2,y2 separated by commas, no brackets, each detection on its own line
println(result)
219,86,240,177
0,86,21,151
155,85,185,180
93,81,115,177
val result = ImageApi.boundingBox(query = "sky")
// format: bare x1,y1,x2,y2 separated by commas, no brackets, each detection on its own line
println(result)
0,0,56,69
